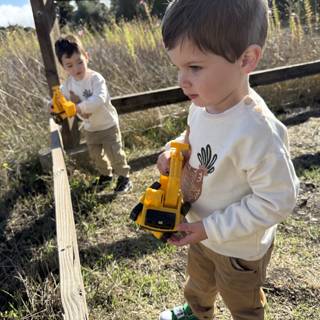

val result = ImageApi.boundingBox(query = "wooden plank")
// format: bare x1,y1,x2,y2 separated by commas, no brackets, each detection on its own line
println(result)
111,60,320,114
112,86,187,114
50,118,89,320
30,0,60,93
31,0,80,150
250,59,320,86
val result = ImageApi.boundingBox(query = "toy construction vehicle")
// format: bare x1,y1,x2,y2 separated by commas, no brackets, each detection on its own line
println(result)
51,86,77,124
130,141,191,242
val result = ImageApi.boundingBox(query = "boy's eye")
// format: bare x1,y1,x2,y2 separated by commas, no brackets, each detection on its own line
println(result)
78,61,83,65
189,65,201,71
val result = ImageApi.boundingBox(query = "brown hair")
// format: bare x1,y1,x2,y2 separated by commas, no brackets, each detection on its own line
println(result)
54,34,86,65
162,0,269,63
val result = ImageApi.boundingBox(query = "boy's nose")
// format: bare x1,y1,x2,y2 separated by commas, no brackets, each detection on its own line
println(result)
178,72,191,89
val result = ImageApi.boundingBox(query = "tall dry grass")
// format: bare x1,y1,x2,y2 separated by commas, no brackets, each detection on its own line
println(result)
0,5,317,165
1,13,320,168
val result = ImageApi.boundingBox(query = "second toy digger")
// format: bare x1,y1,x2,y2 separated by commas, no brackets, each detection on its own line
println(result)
51,85,77,124
130,141,191,242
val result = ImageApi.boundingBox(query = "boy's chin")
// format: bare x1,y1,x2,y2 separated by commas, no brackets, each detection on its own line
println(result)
193,99,206,108
74,73,85,80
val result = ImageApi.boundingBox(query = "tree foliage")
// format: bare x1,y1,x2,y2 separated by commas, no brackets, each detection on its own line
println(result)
110,0,139,21
73,0,111,32
151,0,169,18
54,0,169,29
55,0,74,28
55,0,112,31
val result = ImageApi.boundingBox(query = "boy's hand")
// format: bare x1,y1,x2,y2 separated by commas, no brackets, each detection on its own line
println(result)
168,221,207,246
76,105,91,119
70,90,91,119
70,90,81,104
157,150,171,175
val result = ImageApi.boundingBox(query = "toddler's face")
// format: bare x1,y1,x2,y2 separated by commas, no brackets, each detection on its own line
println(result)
167,39,247,114
61,52,88,81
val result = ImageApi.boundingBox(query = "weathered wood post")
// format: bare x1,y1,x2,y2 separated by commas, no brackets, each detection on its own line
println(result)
30,0,80,150
50,118,89,320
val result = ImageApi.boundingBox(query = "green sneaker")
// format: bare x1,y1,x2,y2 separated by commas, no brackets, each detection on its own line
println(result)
159,303,198,320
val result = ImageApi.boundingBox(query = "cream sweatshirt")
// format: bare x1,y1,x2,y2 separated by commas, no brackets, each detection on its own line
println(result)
61,69,118,132
180,89,299,260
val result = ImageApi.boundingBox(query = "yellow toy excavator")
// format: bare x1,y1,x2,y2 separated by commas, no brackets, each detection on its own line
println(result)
130,141,191,242
51,86,77,124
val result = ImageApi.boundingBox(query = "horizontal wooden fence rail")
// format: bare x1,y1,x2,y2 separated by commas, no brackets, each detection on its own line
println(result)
111,59,320,114
50,118,89,320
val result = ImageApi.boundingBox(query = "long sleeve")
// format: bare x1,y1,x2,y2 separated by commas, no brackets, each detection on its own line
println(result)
77,74,109,114
60,83,69,99
203,150,299,244
184,89,299,260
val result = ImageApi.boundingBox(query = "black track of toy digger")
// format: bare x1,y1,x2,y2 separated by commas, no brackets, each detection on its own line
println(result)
51,112,64,125
130,202,143,221
180,202,191,216
129,179,191,243
157,201,191,242
129,181,161,221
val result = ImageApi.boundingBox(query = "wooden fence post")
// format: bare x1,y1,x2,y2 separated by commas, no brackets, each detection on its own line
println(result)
30,0,80,150
51,118,89,320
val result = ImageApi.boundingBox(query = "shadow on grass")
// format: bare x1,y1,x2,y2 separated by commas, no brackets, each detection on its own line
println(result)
282,108,320,127
0,158,48,223
80,233,164,268
0,157,56,312
0,201,55,311
292,152,320,176
265,267,320,305
0,157,50,247
128,151,161,172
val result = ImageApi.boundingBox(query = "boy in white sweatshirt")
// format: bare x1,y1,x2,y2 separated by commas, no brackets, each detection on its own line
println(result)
54,35,132,193
157,1,299,319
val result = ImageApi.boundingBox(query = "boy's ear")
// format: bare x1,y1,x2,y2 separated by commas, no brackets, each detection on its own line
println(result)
84,51,89,61
240,45,262,74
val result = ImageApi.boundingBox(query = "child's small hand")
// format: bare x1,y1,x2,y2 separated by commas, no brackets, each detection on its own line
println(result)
157,151,171,175
80,112,92,119
71,91,91,118
70,90,81,104
76,105,83,116
76,105,91,119
168,221,207,246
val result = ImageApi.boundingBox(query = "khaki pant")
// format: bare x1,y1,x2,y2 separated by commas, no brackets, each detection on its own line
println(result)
184,242,273,320
85,125,130,177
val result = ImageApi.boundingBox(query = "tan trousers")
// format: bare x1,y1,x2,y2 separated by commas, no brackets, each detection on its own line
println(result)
184,242,273,320
85,125,130,177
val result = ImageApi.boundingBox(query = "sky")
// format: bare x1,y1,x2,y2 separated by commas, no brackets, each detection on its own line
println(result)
0,0,110,28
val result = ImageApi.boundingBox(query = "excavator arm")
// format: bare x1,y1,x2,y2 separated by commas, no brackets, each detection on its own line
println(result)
130,141,190,241
51,86,77,123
